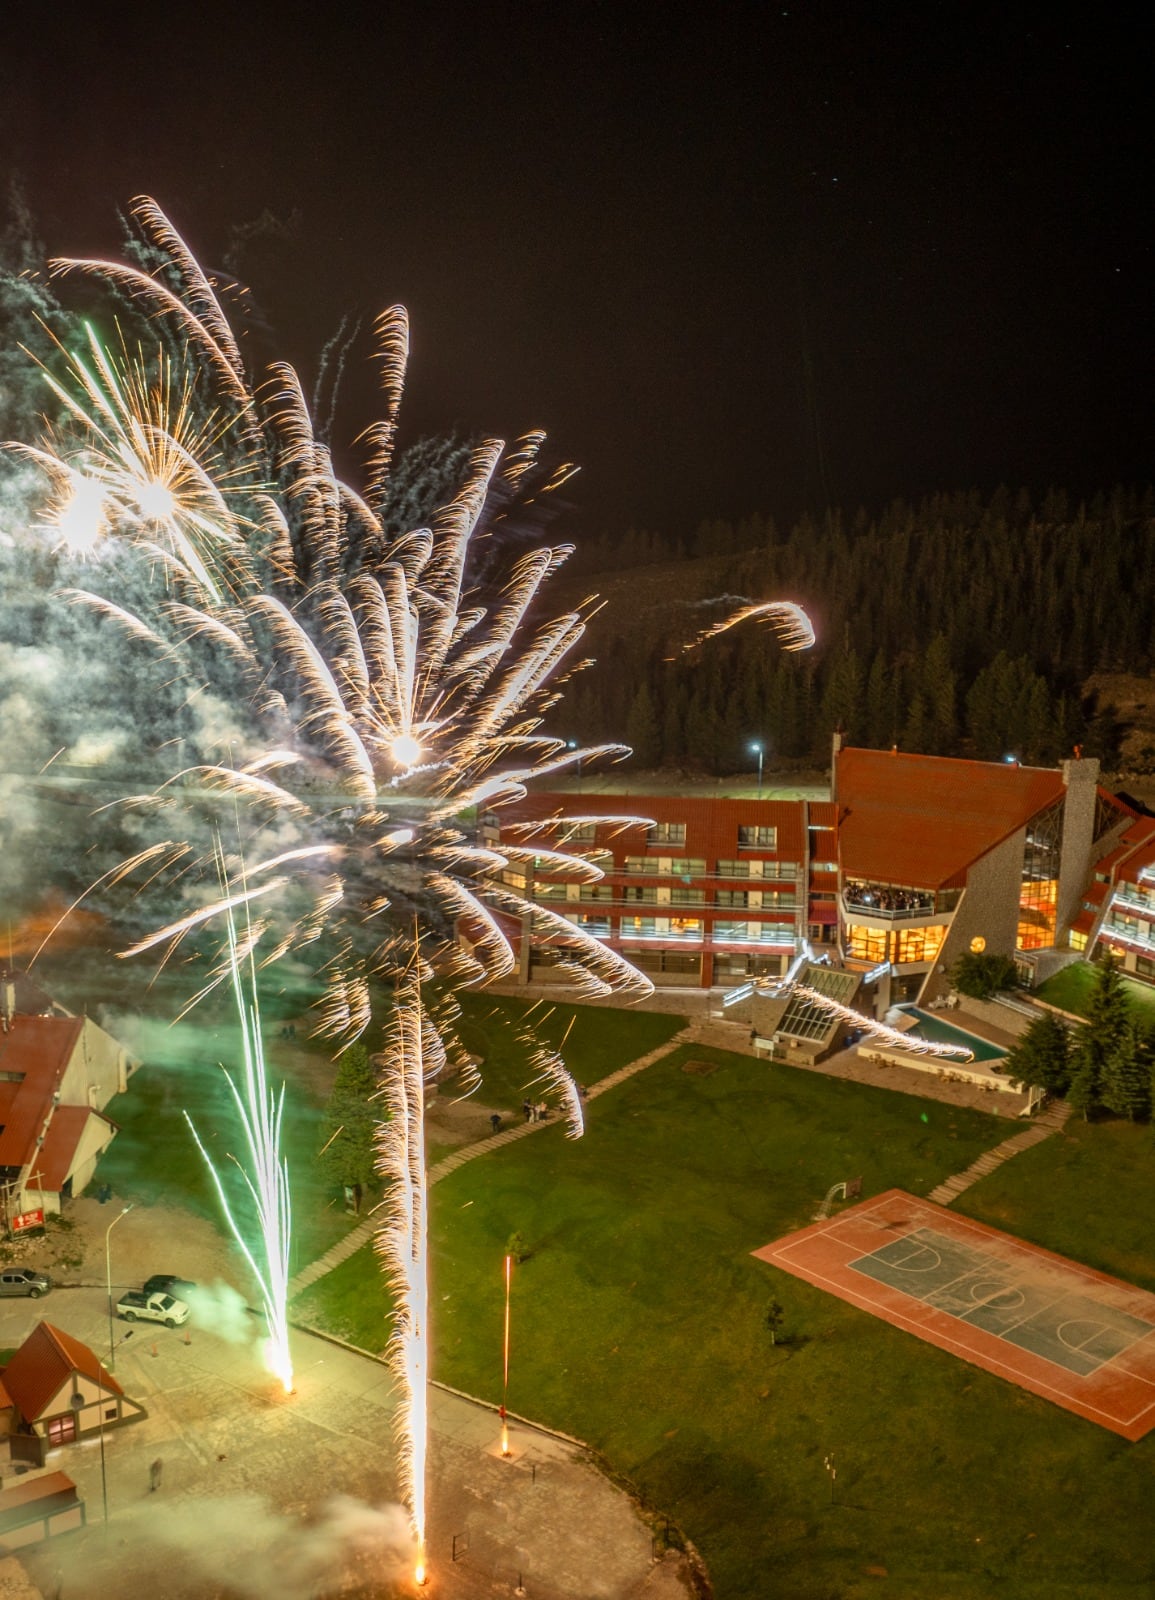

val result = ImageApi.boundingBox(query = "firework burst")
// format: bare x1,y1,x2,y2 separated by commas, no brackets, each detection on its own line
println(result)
14,197,654,1043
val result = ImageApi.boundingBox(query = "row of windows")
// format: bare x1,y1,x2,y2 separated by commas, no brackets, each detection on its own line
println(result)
573,885,795,908
527,855,801,881
565,914,795,944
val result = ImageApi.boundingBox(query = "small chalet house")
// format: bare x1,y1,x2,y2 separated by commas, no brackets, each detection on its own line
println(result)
0,971,138,1218
0,1322,145,1470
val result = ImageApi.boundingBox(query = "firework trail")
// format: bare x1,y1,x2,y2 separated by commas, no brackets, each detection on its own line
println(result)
791,984,974,1060
681,597,816,655
726,961,974,1061
374,974,433,1584
184,888,294,1392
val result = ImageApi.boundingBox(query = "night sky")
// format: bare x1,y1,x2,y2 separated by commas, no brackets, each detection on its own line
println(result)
4,4,1151,535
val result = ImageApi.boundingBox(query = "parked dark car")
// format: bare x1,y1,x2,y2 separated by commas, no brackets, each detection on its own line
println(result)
142,1274,196,1299
0,1269,52,1299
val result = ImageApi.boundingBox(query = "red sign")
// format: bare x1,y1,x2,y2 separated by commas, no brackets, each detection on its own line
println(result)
12,1208,45,1233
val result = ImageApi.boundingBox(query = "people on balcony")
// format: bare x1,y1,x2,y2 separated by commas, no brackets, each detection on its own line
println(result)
844,881,935,915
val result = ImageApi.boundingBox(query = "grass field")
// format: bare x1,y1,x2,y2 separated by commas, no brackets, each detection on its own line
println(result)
959,1114,1155,1295
1034,960,1155,1022
451,991,685,1109
92,985,681,1269
292,1042,1155,1600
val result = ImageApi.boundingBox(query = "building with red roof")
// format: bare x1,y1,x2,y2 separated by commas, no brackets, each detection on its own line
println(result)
1,1321,144,1460
470,752,1134,1006
1082,812,1155,982
0,978,135,1222
478,791,837,990
832,740,1133,1010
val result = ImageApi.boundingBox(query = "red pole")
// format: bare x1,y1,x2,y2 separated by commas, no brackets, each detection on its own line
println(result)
501,1253,512,1455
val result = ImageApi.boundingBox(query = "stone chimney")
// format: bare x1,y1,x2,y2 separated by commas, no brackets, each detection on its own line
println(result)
1056,756,1101,938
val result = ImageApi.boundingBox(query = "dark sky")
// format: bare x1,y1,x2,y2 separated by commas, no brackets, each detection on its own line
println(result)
3,3,1151,535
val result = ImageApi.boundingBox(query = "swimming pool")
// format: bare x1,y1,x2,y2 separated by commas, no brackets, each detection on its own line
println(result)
896,1005,1008,1063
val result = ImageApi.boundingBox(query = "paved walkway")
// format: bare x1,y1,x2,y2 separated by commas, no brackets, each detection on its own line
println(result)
927,1099,1071,1206
288,1027,694,1298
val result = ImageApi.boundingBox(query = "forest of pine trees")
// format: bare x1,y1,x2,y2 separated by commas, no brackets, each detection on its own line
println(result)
562,486,1150,772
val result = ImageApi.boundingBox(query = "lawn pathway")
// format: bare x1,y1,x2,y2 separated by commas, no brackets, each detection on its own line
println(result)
288,1025,694,1297
927,1098,1071,1206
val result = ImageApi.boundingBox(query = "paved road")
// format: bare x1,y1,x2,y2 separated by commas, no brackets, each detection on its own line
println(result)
0,1289,693,1600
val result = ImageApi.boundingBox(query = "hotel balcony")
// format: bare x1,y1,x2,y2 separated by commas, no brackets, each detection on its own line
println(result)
841,882,961,927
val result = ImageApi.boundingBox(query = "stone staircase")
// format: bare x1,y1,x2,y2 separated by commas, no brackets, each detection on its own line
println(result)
927,1099,1070,1207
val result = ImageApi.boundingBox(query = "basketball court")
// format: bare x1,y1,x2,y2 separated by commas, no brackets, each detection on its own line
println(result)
754,1190,1155,1439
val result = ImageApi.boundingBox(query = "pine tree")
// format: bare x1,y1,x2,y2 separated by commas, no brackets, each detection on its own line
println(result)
864,651,891,747
318,1043,383,1190
1004,1011,1071,1096
1069,958,1131,1121
902,692,928,753
1101,1022,1153,1121
625,680,661,768
923,634,957,754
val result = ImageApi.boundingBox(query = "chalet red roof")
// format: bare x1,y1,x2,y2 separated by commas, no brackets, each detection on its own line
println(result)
2,1322,122,1424
835,747,1068,889
0,1017,82,1170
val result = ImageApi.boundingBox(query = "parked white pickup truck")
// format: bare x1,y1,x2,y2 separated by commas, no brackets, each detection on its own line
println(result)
116,1290,190,1328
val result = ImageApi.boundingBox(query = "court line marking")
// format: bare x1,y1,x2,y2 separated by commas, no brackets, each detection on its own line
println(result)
763,1255,1155,1430
759,1196,1155,1428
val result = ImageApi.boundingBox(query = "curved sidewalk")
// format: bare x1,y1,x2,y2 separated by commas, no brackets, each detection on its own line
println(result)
288,1026,693,1298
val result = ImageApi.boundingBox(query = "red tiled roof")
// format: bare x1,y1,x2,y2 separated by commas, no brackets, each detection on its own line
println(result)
38,1107,114,1191
1109,817,1155,887
836,747,1067,889
0,1017,83,1170
807,801,839,828
1072,910,1098,934
2,1322,123,1424
494,792,808,863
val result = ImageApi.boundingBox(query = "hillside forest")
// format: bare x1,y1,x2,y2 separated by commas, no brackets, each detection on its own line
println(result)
557,486,1154,774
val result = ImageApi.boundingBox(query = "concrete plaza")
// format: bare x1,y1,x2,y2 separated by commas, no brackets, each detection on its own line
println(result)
0,1288,694,1599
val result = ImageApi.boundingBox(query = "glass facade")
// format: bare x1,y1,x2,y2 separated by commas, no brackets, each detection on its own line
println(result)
1017,800,1063,950
892,925,947,963
845,924,889,963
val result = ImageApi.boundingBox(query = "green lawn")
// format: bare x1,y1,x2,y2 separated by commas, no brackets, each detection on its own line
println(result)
94,1011,352,1270
1034,960,1155,1022
295,1044,1155,1600
451,992,685,1112
959,1115,1155,1294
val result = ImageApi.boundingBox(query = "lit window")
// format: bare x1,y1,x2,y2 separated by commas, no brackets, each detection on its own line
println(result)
846,924,889,963
893,926,947,963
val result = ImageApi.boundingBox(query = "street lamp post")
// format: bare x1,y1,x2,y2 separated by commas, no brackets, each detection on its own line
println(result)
750,741,764,799
105,1204,133,1371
